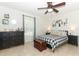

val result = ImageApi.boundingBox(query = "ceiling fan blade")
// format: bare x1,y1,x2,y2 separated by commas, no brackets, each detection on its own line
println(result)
53,2,66,8
45,10,48,14
53,8,59,13
38,7,48,10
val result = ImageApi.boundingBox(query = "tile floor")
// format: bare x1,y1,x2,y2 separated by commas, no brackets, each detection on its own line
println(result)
0,42,79,56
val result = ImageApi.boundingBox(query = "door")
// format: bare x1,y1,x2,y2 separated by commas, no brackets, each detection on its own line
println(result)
24,15,34,43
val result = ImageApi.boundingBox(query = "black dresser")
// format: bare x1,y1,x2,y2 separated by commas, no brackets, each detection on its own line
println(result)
0,31,24,49
68,35,78,46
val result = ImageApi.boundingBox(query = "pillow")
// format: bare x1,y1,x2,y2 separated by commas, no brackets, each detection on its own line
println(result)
50,30,66,36
50,30,59,35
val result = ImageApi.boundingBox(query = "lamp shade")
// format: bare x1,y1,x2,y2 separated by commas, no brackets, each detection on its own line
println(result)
47,26,51,32
70,25,76,32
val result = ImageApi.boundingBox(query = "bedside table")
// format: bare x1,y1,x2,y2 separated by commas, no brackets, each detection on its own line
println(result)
68,35,78,46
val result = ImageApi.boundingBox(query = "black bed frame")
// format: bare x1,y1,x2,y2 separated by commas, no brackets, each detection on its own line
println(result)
47,44,52,49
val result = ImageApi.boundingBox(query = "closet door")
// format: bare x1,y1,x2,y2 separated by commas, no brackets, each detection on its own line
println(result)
24,16,34,43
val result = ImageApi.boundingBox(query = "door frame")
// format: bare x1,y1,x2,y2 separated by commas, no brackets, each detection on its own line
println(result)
22,14,36,42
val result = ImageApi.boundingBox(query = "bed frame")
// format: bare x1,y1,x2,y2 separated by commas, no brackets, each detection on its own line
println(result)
47,41,68,52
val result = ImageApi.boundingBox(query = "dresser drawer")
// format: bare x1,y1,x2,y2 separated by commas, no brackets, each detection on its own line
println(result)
0,31,24,50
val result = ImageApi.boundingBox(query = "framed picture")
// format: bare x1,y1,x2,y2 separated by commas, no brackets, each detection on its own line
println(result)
2,19,9,25
4,14,9,19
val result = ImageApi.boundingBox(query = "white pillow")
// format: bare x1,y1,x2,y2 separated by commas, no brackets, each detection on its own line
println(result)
50,30,66,36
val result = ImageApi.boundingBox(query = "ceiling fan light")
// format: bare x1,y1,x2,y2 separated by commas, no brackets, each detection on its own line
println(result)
48,9,53,12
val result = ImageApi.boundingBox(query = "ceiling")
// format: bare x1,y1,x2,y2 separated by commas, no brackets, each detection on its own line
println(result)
0,0,79,18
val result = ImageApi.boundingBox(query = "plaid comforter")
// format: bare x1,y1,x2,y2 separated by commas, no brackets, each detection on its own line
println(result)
37,35,68,49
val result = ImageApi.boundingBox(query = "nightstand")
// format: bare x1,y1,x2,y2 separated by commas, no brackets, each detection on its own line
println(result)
68,35,78,46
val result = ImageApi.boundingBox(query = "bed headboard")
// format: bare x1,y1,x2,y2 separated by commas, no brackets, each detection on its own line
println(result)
50,30,67,36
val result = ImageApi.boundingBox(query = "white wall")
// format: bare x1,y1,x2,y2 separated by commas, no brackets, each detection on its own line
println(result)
0,6,49,38
36,16,50,36
51,10,79,35
0,6,23,31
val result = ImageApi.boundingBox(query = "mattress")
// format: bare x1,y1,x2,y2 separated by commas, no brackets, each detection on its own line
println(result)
37,34,68,49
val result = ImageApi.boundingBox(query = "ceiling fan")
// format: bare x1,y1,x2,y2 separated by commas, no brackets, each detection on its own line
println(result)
38,2,66,14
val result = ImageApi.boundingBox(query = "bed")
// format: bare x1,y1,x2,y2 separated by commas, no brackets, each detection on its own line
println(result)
36,30,68,52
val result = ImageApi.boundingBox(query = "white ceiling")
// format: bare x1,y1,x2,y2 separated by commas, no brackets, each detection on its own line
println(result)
0,0,79,18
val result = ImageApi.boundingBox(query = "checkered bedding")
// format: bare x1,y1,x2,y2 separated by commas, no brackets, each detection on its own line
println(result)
37,35,68,49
